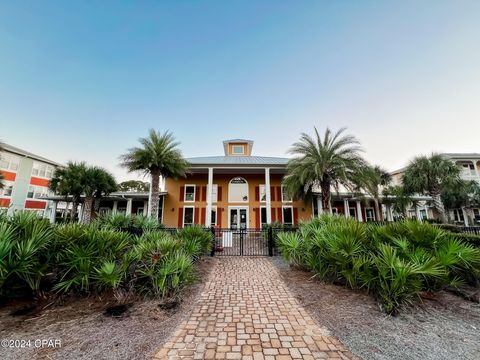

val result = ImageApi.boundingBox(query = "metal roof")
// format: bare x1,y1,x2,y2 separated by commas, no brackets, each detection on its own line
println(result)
42,191,166,202
186,155,289,166
442,153,480,160
2,143,62,167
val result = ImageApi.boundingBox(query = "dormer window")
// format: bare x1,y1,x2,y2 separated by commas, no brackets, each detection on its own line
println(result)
223,139,254,156
232,145,244,155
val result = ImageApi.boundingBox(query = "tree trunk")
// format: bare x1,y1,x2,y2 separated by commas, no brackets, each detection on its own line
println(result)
92,198,101,220
83,196,93,224
71,196,79,222
431,192,448,223
149,170,161,219
374,198,383,221
320,181,331,214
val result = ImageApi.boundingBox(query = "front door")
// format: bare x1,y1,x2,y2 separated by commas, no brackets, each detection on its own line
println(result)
229,207,248,230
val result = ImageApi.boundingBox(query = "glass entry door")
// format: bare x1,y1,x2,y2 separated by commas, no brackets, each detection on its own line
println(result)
229,208,248,230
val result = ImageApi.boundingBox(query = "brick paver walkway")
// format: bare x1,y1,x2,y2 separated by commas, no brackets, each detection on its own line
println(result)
154,257,355,360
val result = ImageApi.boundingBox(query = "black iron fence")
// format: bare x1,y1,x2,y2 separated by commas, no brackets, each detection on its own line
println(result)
209,227,298,257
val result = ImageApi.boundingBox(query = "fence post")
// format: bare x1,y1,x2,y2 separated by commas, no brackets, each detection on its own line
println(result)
210,226,215,257
268,226,273,256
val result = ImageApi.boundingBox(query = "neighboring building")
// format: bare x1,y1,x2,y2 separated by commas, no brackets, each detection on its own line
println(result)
390,153,480,225
443,153,480,225
0,143,61,215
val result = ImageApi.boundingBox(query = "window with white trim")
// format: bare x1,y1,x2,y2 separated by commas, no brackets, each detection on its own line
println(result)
0,153,20,171
184,185,195,202
211,184,218,203
259,184,266,202
183,206,194,227
281,185,292,202
282,206,294,225
332,207,338,215
0,181,14,197
211,206,217,226
365,208,375,221
228,177,248,202
27,185,49,199
232,145,244,155
260,206,267,226
453,209,465,222
31,162,55,179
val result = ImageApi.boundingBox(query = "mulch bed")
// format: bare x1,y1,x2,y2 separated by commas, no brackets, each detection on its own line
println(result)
0,257,215,360
271,257,480,360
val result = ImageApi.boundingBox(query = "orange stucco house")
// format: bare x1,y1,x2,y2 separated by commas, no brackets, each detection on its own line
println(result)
162,139,311,229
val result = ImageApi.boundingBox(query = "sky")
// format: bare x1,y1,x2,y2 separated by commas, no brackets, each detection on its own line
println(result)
1,1,479,182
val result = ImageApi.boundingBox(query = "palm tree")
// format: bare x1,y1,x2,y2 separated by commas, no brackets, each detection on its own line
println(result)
283,127,365,213
382,185,412,219
119,130,189,219
402,154,460,223
357,165,392,221
49,162,87,221
82,166,117,224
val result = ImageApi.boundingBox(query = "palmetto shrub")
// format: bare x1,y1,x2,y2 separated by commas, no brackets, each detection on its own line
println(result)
131,231,193,297
54,226,133,293
176,225,212,259
95,213,133,230
0,211,54,296
0,213,201,300
277,216,480,314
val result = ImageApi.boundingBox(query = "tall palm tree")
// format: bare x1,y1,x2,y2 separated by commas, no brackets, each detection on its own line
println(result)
402,154,460,223
82,166,117,224
357,165,392,221
119,130,189,219
283,127,365,213
49,162,87,221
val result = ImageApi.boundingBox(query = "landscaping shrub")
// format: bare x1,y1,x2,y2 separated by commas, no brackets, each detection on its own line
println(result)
0,213,203,301
277,215,480,314
131,231,193,297
176,225,212,259
0,211,54,297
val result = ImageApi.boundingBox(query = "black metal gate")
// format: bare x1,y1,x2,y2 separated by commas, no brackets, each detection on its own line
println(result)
210,227,275,256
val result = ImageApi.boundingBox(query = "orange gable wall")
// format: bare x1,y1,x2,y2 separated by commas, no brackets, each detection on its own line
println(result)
163,173,312,227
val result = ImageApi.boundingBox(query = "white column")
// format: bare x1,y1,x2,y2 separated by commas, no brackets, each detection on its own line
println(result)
415,204,421,220
78,203,84,223
49,201,58,224
205,167,213,227
148,175,153,217
462,207,469,226
386,205,392,221
344,199,350,218
356,201,363,222
112,201,118,214
143,200,148,216
317,196,323,217
265,168,272,224
126,198,133,216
